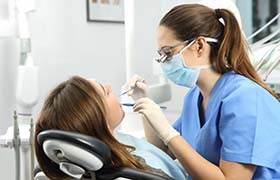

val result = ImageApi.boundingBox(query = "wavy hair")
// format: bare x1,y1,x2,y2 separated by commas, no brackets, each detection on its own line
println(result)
35,76,147,180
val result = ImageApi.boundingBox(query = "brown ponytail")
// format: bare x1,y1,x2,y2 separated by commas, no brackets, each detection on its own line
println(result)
216,8,279,101
160,4,279,101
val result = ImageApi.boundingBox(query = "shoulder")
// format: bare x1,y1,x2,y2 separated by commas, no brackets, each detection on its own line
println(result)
221,71,255,91
219,72,280,118
220,72,276,103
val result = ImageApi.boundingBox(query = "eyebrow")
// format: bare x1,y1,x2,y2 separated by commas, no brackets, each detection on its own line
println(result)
159,39,193,51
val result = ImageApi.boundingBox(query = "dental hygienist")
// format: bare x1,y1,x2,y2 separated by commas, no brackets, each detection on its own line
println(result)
123,4,280,180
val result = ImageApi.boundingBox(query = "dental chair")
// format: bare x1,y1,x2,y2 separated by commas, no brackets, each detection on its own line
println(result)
34,130,173,180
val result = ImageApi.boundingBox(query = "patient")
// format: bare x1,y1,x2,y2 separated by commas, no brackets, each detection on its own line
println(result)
34,76,187,180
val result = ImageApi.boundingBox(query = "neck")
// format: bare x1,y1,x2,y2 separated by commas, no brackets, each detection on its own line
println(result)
197,68,221,100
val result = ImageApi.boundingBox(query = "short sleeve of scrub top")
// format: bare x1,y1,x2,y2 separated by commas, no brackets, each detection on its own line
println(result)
219,80,280,178
172,71,280,179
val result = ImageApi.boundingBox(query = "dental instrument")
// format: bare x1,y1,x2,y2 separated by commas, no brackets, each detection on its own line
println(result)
247,13,280,41
120,79,145,96
263,57,280,82
247,12,280,98
122,103,167,110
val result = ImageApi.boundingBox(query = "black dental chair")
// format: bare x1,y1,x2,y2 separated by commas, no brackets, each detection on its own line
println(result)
34,130,173,180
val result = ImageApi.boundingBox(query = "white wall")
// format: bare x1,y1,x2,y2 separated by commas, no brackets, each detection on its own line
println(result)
0,0,126,179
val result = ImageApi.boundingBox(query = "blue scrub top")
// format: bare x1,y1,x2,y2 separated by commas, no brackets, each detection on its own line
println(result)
173,71,280,180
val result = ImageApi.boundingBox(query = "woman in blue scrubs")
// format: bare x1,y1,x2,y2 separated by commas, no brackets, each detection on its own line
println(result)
129,3,280,180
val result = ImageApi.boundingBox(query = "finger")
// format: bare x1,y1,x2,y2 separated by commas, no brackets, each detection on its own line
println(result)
126,87,137,96
131,74,144,84
133,103,149,112
123,75,145,90
134,97,153,105
135,81,147,91
122,82,133,92
123,75,139,89
134,97,150,107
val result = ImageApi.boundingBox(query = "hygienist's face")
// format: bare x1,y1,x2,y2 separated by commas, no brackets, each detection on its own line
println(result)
157,26,197,66
157,26,183,55
89,80,124,131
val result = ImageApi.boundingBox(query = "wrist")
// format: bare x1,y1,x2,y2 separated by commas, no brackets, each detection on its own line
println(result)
163,128,180,145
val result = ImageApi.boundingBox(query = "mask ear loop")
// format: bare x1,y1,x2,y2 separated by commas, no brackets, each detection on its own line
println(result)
179,39,196,54
179,39,196,67
181,38,218,68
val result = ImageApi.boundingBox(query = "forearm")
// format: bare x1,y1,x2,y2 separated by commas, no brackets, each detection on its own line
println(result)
141,115,176,158
142,115,167,150
168,136,225,180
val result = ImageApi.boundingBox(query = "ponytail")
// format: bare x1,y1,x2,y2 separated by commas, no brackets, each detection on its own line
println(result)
216,9,280,101
160,4,279,101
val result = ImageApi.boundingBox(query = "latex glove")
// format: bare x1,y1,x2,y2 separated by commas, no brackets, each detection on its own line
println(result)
122,74,149,101
133,97,179,145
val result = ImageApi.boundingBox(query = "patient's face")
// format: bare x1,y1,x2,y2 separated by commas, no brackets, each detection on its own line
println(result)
89,80,124,131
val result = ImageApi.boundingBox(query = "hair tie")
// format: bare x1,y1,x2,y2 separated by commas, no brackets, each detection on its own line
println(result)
215,9,222,19
215,9,225,26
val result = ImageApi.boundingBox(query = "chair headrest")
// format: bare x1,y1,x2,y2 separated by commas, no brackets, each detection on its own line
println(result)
37,130,112,179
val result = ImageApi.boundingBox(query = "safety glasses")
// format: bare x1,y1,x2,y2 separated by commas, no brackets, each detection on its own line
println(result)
155,38,194,63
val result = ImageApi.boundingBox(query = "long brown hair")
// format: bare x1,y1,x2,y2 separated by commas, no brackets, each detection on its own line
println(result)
35,76,147,180
160,4,279,101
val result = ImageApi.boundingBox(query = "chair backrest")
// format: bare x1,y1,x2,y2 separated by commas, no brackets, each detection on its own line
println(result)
36,130,172,180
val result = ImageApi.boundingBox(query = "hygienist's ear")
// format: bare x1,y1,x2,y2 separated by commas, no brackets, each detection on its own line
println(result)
196,37,208,57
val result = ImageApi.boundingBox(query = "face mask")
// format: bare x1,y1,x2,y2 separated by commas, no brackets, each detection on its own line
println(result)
161,38,217,88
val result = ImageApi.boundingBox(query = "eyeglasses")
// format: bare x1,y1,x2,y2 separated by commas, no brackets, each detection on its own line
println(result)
155,39,194,63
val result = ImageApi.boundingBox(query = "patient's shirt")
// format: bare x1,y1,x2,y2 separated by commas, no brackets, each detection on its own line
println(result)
115,132,188,180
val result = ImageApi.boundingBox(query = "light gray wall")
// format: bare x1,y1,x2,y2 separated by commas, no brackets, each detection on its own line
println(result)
0,38,18,180
31,0,126,114
0,0,125,179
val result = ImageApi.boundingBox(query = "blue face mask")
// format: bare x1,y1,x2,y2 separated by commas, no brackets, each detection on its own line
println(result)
161,38,217,88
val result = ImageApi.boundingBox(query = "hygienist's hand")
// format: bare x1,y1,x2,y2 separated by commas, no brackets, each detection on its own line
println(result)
133,97,180,145
122,74,149,100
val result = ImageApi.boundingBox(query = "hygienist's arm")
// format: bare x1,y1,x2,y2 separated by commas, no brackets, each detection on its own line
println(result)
168,136,256,180
134,98,255,179
141,115,175,159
